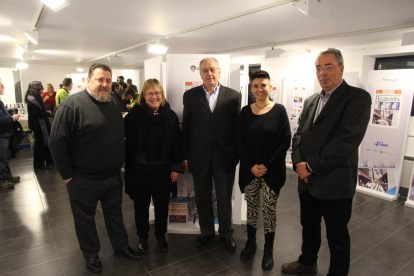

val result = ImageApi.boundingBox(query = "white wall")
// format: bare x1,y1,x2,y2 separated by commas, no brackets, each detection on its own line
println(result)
0,68,16,105
20,64,72,94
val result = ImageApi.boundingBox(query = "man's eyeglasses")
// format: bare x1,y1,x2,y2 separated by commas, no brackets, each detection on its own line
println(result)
316,65,336,73
145,91,162,97
201,67,219,74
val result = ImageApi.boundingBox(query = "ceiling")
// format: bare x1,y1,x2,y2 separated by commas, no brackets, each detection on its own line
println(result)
1,0,414,69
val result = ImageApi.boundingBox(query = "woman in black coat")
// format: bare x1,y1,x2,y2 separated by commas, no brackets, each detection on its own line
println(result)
124,78,183,253
24,81,53,170
236,70,291,270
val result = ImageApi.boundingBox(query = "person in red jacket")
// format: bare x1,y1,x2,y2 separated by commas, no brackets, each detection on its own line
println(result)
42,83,57,114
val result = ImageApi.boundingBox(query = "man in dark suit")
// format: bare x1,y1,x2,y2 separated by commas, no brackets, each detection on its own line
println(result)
282,48,371,275
182,57,241,251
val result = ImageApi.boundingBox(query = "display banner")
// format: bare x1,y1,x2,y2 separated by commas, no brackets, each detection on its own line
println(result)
166,54,230,231
269,76,282,104
285,75,315,167
69,73,88,94
405,164,414,208
357,69,414,201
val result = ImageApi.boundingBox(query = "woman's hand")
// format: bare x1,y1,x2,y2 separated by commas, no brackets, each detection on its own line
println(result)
171,172,180,182
43,96,49,102
126,104,131,110
251,164,267,178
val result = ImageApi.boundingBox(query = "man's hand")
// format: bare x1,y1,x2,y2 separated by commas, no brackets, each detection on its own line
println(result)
64,178,72,184
171,172,180,182
303,177,308,184
126,104,131,110
12,114,20,121
296,162,311,179
47,110,53,115
183,161,190,173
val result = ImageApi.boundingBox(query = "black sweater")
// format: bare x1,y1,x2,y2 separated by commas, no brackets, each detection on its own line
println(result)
236,104,291,194
49,90,125,180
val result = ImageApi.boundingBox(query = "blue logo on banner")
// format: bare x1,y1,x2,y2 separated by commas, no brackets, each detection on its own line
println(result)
374,141,388,147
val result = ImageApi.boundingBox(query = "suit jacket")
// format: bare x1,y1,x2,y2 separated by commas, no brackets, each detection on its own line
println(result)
292,81,371,200
182,85,241,175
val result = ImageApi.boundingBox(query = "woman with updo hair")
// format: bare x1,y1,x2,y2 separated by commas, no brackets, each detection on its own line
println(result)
25,81,54,170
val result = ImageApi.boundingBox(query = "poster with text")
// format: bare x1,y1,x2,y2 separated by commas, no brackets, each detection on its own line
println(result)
269,76,282,104
285,76,315,165
70,73,88,94
358,70,414,199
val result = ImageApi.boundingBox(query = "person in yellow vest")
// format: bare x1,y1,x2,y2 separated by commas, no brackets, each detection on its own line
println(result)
56,78,72,106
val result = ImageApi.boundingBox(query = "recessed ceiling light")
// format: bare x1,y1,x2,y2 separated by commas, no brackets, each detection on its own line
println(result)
42,0,70,12
16,62,29,69
147,43,169,55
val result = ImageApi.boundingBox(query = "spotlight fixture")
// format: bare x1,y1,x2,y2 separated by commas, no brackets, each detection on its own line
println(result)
265,47,285,59
402,31,414,46
21,52,33,61
147,43,169,55
19,43,33,54
24,31,39,45
13,68,19,72
107,55,123,66
42,0,70,13
16,62,29,69
293,0,330,21
76,67,85,72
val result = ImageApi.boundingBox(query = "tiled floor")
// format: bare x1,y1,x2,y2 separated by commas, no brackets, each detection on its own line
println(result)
1,149,414,275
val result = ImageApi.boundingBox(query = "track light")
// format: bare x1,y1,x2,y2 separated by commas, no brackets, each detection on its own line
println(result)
265,47,285,59
21,52,33,61
293,0,330,21
42,0,70,12
24,31,39,45
147,43,169,55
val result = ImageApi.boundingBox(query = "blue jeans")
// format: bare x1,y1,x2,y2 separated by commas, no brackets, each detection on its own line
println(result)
0,137,12,180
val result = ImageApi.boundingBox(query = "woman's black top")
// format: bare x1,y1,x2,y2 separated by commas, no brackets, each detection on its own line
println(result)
124,101,183,200
236,104,291,194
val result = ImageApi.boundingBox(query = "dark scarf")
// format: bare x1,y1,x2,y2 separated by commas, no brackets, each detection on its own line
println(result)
27,94,51,145
136,98,174,162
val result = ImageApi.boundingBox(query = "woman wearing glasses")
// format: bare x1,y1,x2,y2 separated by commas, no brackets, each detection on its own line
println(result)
124,78,183,253
236,70,291,270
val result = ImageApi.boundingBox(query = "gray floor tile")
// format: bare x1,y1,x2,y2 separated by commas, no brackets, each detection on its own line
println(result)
1,259,64,276
151,251,226,276
0,231,54,257
349,253,399,276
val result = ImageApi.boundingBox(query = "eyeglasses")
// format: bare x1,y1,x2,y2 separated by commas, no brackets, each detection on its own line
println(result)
316,65,336,73
201,67,219,74
145,91,162,97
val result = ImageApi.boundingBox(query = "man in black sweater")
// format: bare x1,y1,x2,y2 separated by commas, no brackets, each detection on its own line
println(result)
49,63,141,273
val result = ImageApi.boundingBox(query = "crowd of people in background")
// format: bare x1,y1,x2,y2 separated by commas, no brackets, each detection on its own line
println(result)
0,49,372,276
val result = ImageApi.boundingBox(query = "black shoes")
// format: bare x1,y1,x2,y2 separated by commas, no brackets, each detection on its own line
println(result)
240,225,257,261
221,236,236,252
0,179,15,189
35,165,53,170
86,256,102,273
196,234,215,247
8,176,20,183
137,239,148,253
157,238,169,252
115,247,142,260
262,232,275,270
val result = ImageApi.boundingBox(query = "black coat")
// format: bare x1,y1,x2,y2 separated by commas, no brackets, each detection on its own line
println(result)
124,103,182,200
292,81,371,200
182,85,241,175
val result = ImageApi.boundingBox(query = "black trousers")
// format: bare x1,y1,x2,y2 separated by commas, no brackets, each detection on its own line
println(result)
66,173,129,260
133,171,171,240
33,130,53,168
298,190,353,276
192,146,235,237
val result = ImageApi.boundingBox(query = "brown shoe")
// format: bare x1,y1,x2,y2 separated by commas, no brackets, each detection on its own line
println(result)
281,261,317,274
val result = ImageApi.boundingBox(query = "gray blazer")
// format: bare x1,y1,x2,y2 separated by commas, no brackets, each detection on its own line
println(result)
182,85,241,175
292,81,371,200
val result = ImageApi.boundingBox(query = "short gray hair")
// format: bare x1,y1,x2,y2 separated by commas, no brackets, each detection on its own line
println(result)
199,57,220,69
319,48,344,66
